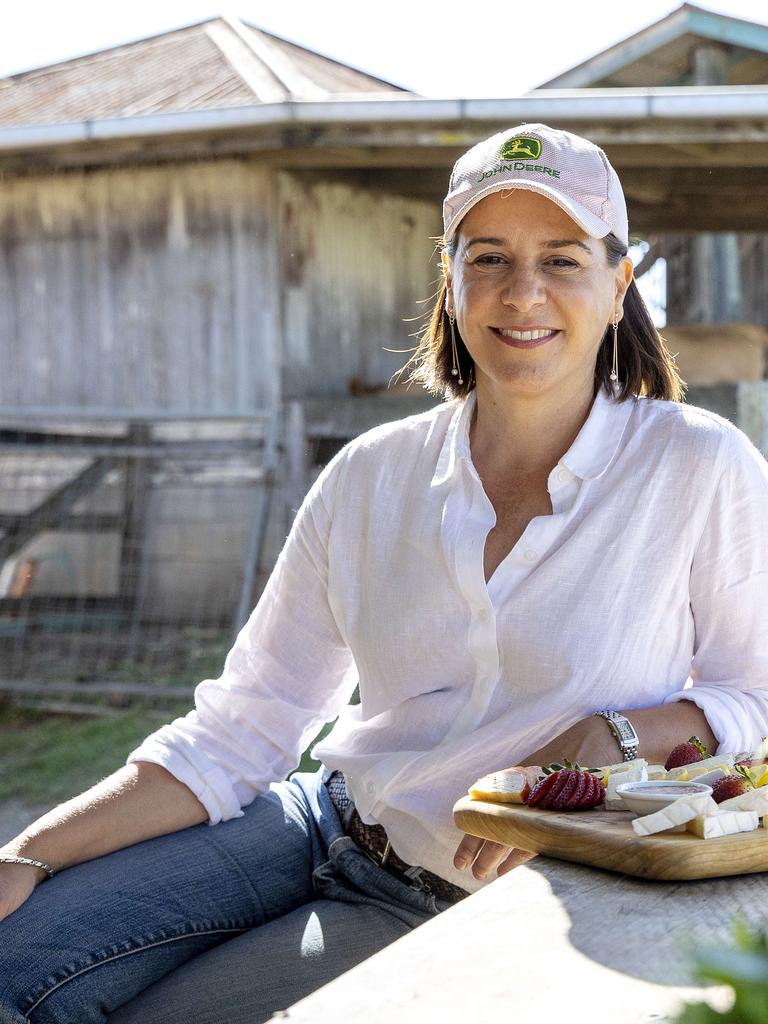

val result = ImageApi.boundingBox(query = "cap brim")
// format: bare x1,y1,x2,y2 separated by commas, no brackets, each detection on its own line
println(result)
444,179,616,245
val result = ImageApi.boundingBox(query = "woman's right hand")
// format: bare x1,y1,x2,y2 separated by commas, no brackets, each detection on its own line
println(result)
0,860,44,923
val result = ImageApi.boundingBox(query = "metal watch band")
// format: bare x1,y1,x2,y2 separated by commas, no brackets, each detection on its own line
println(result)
595,709,639,762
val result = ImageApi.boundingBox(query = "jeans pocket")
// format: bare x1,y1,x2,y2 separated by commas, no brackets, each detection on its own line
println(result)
312,838,438,925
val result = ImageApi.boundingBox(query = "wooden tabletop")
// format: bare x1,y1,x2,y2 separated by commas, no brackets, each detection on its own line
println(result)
273,857,768,1023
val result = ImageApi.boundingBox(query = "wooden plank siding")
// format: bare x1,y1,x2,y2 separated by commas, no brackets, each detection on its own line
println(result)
665,231,768,331
278,171,442,399
0,159,281,414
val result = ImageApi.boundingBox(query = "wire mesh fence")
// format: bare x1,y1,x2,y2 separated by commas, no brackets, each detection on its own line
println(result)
0,412,277,711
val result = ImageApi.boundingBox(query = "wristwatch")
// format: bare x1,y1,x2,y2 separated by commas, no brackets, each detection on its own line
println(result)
594,710,639,762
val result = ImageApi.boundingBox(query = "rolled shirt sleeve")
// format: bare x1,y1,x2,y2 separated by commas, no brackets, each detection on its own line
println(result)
665,427,768,753
127,449,357,823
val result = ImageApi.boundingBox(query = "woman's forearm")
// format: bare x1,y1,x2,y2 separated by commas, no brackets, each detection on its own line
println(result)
1,761,208,883
523,701,719,770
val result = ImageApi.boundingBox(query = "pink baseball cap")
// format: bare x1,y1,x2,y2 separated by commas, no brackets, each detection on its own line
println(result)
443,123,628,247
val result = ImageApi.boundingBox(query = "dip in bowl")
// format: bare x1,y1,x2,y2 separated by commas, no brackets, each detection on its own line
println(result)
616,780,713,815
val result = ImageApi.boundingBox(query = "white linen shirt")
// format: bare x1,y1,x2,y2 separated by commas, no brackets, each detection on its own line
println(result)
129,386,768,893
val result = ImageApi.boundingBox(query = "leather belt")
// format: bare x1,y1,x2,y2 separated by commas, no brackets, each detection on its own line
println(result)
326,771,469,904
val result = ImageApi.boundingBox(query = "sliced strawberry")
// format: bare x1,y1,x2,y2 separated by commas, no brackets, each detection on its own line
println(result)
591,774,607,806
551,772,580,810
565,771,589,808
527,773,561,807
529,765,606,811
537,772,573,809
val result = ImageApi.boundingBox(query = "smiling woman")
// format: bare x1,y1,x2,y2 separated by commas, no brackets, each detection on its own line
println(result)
2,123,768,1024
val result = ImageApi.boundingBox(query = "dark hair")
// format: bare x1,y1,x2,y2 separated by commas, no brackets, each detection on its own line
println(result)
401,231,685,403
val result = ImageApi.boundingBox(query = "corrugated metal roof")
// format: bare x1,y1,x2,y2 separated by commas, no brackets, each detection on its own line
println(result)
0,17,409,129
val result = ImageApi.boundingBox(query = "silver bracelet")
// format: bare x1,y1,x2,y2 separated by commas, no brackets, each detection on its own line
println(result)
0,854,55,879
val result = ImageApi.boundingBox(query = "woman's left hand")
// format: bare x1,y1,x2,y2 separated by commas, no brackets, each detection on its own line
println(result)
453,834,536,880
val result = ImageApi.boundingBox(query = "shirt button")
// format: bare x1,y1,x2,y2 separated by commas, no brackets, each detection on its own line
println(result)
557,467,571,483
478,608,491,622
366,782,375,795
524,549,538,562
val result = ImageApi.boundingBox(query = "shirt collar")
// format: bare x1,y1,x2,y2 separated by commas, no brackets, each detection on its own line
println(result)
561,385,635,481
431,385,634,488
431,391,476,488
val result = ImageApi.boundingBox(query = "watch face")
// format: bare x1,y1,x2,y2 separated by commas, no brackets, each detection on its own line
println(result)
616,721,637,743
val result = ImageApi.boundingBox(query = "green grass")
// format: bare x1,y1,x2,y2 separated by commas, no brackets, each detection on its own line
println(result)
0,703,191,805
0,703,333,809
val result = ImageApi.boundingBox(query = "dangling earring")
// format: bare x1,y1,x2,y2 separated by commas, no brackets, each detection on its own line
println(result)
449,313,463,385
610,315,620,383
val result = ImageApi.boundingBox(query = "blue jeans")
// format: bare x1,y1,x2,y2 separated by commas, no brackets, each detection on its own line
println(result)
0,770,445,1024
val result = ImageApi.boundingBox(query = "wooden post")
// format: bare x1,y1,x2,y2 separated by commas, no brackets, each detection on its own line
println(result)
119,422,152,624
285,400,308,526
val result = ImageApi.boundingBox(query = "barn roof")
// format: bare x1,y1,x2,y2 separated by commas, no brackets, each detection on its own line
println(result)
540,3,768,88
0,15,409,129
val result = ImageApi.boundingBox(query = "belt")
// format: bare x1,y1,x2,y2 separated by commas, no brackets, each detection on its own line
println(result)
326,771,468,904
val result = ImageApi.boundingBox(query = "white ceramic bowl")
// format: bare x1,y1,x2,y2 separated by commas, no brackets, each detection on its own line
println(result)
616,780,713,815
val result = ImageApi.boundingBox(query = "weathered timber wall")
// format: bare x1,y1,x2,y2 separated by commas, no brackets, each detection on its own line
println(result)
0,160,281,413
278,171,442,399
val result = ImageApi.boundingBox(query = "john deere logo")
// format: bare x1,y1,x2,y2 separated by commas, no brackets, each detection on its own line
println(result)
500,136,541,161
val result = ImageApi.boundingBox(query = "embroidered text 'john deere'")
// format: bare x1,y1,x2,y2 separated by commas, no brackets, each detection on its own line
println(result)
500,136,541,161
477,162,561,184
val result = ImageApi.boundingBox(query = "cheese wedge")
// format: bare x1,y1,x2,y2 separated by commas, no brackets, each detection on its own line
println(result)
686,810,759,839
667,754,735,781
468,766,540,804
691,767,728,788
749,764,768,788
646,764,668,781
717,788,768,815
598,758,648,783
632,792,719,836
604,762,648,811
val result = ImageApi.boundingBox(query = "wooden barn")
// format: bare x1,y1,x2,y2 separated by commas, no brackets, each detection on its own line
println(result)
1,4,768,686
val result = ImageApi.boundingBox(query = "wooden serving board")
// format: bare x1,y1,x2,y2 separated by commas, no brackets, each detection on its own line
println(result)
453,795,768,881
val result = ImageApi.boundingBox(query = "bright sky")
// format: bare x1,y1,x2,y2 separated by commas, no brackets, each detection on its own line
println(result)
2,0,767,95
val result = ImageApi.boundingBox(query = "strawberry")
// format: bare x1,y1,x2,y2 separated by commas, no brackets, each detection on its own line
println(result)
526,761,605,811
664,736,710,771
526,772,561,807
567,770,590,808
711,766,754,804
735,756,768,769
551,771,580,810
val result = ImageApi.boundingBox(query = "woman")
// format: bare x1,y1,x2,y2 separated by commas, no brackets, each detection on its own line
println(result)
2,123,767,1023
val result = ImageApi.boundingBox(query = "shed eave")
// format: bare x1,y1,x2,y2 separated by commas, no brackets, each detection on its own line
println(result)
540,4,768,88
2,87,768,154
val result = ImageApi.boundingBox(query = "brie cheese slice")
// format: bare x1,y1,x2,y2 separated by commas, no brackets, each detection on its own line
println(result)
687,810,759,839
717,788,768,815
632,792,719,836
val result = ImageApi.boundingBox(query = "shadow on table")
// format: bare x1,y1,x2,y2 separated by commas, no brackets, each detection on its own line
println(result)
528,856,768,986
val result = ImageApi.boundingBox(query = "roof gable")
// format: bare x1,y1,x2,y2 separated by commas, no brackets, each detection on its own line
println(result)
541,4,768,87
0,16,409,130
